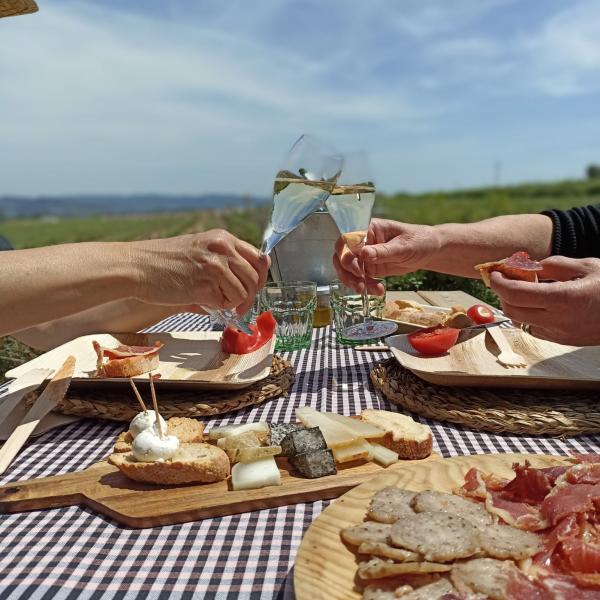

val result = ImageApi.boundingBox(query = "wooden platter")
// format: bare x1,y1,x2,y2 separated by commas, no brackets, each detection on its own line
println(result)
294,452,569,600
6,332,276,391
0,453,438,528
388,328,600,389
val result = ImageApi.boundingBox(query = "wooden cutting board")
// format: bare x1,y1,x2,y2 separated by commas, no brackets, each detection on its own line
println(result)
293,453,570,600
0,453,438,528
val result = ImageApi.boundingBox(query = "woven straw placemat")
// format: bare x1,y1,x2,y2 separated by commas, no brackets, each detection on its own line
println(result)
26,355,294,422
371,358,600,436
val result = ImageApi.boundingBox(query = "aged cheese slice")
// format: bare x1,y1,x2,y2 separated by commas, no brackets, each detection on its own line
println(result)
332,439,372,463
231,455,281,490
295,407,360,448
367,442,399,466
238,446,282,463
323,412,385,439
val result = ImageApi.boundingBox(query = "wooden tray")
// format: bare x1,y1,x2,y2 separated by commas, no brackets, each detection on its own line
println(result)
294,452,569,600
387,328,600,389
0,453,438,528
6,332,276,391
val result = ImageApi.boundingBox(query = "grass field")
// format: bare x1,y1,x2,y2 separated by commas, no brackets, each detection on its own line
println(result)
1,177,599,377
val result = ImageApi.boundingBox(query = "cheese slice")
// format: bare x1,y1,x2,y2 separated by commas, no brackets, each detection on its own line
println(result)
231,455,281,491
295,407,360,448
332,439,372,463
323,412,385,439
208,422,269,440
367,442,399,466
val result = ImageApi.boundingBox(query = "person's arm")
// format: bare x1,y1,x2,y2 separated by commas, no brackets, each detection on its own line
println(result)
12,299,200,351
334,214,554,292
0,230,269,338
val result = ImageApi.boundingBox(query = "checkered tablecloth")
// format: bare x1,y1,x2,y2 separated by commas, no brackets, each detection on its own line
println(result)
1,313,600,600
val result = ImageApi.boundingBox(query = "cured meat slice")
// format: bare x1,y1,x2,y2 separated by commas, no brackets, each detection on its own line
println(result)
485,490,549,531
412,490,493,528
541,482,600,526
357,557,451,580
390,512,480,562
475,251,543,287
367,488,416,523
358,541,420,562
399,579,456,600
501,461,553,503
341,521,392,546
477,523,541,559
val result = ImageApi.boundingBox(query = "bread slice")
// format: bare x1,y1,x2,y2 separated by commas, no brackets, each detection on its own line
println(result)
114,417,205,453
101,352,160,378
361,410,432,459
108,442,230,485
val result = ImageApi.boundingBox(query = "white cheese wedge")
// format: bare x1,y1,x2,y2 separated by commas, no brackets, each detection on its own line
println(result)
231,455,282,491
332,439,372,463
323,412,385,439
207,422,269,440
296,407,360,448
367,442,399,466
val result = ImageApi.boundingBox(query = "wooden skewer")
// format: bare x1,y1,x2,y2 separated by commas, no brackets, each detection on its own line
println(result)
129,378,147,412
149,373,163,438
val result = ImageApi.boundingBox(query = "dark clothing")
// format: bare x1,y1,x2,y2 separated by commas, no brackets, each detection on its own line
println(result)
542,204,600,258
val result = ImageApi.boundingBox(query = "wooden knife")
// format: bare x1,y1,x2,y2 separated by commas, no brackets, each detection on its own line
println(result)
0,356,76,476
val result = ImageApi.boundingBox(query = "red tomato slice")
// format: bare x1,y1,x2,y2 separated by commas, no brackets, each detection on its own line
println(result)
407,326,460,356
221,311,276,355
467,304,495,324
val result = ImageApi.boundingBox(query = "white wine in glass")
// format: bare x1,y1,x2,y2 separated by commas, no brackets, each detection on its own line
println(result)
261,134,342,255
326,153,397,341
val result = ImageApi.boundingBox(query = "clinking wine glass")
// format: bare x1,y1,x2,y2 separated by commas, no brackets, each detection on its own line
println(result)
326,151,397,341
261,134,343,256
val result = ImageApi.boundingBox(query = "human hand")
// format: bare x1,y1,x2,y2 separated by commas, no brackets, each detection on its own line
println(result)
333,219,440,294
489,255,600,345
133,230,270,315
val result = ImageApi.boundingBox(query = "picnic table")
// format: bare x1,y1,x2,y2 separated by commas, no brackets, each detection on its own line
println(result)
1,290,600,600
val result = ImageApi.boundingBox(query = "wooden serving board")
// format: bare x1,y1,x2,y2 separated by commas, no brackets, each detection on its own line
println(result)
388,328,600,389
0,453,438,528
294,453,570,600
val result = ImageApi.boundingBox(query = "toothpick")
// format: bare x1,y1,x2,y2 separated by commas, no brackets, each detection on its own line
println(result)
149,373,163,438
129,378,147,412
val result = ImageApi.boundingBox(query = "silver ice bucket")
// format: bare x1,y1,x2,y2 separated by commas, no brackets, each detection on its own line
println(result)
269,211,340,285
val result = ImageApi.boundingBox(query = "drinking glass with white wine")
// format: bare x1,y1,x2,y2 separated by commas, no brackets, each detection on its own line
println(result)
326,152,397,341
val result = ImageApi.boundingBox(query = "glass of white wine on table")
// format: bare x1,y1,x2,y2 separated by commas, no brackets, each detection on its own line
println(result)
326,151,397,341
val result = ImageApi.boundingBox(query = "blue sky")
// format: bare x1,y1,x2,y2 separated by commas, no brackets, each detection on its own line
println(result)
1,0,600,196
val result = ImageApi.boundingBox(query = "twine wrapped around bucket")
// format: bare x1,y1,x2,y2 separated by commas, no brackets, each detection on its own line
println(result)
371,358,600,436
26,355,294,422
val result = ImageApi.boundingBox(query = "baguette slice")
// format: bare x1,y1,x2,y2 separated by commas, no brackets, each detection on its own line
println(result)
108,442,230,485
102,352,160,378
360,410,432,460
114,417,205,453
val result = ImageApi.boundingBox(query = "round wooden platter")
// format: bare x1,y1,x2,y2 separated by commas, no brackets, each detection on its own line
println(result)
294,452,570,600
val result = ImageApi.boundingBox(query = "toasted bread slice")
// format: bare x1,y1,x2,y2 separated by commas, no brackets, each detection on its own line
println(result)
102,352,160,378
361,410,432,460
108,442,230,484
114,417,205,453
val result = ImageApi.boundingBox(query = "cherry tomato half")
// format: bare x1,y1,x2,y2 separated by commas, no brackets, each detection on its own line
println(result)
407,326,460,356
467,304,495,325
221,311,276,354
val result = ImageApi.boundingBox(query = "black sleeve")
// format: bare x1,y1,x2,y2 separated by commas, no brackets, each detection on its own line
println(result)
541,204,600,258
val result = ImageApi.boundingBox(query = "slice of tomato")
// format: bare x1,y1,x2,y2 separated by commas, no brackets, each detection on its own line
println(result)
407,326,460,356
467,304,495,324
221,311,276,355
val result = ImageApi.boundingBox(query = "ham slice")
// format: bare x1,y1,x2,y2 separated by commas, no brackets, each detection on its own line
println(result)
541,483,600,526
475,251,543,287
93,340,163,378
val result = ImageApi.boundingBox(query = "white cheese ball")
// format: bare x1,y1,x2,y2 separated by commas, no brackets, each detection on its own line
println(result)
129,410,167,439
131,429,179,463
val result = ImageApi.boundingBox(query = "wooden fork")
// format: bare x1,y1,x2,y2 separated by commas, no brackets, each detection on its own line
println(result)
486,327,527,368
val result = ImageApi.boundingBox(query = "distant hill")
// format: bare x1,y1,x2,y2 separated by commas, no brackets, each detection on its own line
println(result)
0,194,268,218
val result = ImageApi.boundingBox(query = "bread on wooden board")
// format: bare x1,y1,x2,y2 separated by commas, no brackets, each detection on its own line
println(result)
114,417,205,453
108,443,230,484
361,410,433,459
102,352,160,378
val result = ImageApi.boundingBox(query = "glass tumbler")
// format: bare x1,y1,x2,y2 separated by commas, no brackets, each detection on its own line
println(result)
261,281,317,350
330,279,388,345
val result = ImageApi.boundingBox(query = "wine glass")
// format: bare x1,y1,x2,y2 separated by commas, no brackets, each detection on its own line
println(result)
326,151,397,341
261,134,343,255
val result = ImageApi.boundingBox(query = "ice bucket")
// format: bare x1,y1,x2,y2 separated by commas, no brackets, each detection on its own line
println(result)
269,211,340,285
